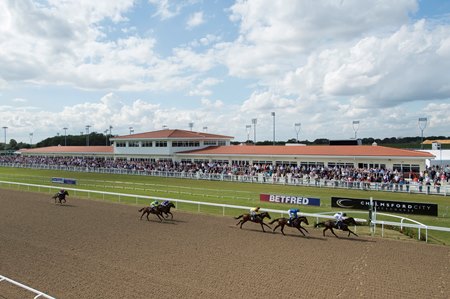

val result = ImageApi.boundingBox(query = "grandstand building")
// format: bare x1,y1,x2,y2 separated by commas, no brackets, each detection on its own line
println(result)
18,129,434,173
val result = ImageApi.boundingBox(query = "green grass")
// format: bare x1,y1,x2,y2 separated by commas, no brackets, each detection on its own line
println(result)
1,167,449,245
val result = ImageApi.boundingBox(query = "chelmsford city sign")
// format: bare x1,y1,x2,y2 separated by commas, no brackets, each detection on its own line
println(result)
260,194,320,206
331,196,438,216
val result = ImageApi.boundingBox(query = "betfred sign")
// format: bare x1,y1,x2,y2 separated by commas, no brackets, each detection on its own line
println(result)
260,194,320,206
331,197,438,216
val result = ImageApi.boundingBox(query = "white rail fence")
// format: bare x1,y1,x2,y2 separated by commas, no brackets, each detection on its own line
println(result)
2,181,450,243
0,180,367,223
371,211,450,242
0,275,55,299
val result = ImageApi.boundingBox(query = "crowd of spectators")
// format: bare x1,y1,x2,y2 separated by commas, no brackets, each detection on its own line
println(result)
0,155,448,189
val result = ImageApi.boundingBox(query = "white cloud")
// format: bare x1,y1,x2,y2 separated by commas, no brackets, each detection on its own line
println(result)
186,11,205,29
148,0,182,20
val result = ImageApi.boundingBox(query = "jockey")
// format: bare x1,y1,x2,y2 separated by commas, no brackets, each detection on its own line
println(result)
161,200,170,207
58,189,65,196
249,206,261,220
288,208,299,224
334,212,347,229
150,200,160,209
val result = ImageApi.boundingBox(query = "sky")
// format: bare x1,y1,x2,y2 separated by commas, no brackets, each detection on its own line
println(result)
1,0,450,144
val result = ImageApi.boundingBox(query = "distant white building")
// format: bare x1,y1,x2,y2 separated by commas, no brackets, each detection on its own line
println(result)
18,129,435,173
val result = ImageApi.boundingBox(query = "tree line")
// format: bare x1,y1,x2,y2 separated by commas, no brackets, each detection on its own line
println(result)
1,134,449,152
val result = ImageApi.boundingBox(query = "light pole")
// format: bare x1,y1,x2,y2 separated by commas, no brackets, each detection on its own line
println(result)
85,125,91,146
352,120,360,139
162,125,168,129
294,123,301,142
2,126,7,155
109,125,113,146
29,133,33,146
246,125,251,142
252,118,257,144
104,130,108,146
129,126,134,134
63,127,68,146
418,117,427,149
271,112,275,145
189,122,194,131
203,126,208,132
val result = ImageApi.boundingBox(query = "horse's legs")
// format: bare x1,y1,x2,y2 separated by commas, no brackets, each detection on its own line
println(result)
329,227,339,238
280,224,285,236
296,226,306,237
260,222,266,232
236,220,243,227
300,225,309,234
272,224,281,233
346,228,359,237
146,212,150,221
167,212,173,219
262,222,271,232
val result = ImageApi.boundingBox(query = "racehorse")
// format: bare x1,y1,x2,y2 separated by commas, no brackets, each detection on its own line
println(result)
158,202,176,219
52,190,69,204
315,217,359,238
138,206,164,222
269,216,309,236
234,211,272,232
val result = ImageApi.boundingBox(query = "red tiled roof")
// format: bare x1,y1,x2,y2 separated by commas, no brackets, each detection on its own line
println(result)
111,129,233,140
179,145,435,158
19,146,113,154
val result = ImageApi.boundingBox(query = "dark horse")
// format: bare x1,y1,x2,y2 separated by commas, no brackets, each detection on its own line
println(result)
269,216,309,236
52,190,69,204
234,212,272,232
138,206,164,221
315,217,359,238
157,202,176,219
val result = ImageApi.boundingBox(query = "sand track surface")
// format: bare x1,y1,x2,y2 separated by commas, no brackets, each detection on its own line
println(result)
1,189,449,298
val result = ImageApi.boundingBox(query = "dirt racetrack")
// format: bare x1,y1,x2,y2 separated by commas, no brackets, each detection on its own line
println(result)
1,189,449,299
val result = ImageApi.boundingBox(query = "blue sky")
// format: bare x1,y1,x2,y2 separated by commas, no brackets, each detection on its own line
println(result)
1,0,450,144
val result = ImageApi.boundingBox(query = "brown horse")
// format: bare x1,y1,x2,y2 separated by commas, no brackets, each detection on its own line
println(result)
235,211,272,232
52,190,69,204
157,202,176,219
315,217,359,238
138,206,164,222
269,216,309,236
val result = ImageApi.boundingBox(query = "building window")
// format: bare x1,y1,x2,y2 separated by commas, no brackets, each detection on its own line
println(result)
155,141,167,147
204,140,217,146
172,141,200,147
115,142,126,147
194,159,209,163
218,140,226,146
232,160,249,166
142,141,153,147
128,141,139,147
275,161,297,166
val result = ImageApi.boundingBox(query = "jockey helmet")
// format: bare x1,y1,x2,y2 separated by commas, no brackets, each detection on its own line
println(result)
256,206,260,210
154,201,159,205
60,189,65,192
343,213,347,217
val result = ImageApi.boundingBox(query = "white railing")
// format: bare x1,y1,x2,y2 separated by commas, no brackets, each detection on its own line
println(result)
0,181,367,223
4,180,450,243
1,163,448,196
0,275,55,299
371,217,450,243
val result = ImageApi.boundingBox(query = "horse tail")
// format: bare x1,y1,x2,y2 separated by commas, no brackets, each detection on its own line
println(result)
234,215,243,220
269,218,280,225
138,208,145,212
